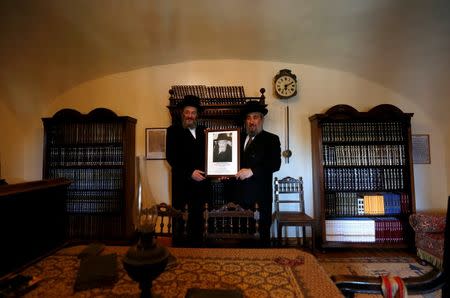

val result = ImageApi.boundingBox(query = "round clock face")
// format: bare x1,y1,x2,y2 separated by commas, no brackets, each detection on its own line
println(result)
275,75,297,98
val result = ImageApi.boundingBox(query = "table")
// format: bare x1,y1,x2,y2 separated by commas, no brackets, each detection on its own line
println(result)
18,246,343,297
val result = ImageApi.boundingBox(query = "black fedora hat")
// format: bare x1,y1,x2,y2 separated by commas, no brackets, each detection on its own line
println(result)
241,100,268,117
177,95,203,112
216,133,232,142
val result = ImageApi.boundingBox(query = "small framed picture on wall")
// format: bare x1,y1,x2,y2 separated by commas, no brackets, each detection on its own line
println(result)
412,134,431,164
145,128,167,160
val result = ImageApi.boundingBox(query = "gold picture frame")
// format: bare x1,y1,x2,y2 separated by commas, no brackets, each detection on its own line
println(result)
145,128,167,160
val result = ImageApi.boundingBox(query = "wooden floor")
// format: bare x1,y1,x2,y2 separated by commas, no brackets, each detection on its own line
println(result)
276,238,418,259
313,247,417,259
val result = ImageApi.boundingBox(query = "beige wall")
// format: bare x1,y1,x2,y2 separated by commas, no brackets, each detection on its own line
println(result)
0,101,26,183
1,60,448,211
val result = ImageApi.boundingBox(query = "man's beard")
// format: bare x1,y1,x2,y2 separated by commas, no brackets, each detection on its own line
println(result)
182,118,197,129
246,125,261,137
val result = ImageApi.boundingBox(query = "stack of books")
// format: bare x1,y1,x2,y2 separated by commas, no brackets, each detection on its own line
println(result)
325,217,405,243
326,193,408,216
325,218,375,242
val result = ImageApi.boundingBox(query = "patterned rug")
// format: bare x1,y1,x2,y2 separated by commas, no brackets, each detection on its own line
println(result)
319,256,442,298
17,246,342,298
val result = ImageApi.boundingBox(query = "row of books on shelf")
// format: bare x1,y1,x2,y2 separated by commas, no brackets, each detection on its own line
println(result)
48,146,123,166
67,213,123,239
170,85,246,101
47,123,123,144
325,192,409,216
67,189,122,200
201,109,242,116
49,168,123,190
65,198,122,213
324,167,404,191
323,144,406,166
321,122,404,142
197,119,242,130
325,217,405,243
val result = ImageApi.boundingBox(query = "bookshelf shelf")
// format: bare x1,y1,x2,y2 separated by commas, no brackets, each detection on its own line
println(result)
49,165,124,169
42,108,136,242
310,104,415,249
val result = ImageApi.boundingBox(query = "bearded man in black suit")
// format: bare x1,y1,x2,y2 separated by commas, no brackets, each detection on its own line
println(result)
166,95,210,244
235,101,281,244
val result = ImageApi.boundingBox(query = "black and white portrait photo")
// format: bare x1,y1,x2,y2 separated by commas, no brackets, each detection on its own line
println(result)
213,133,232,162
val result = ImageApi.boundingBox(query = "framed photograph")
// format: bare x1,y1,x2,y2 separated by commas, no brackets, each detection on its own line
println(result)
205,128,240,177
145,128,167,160
412,134,431,164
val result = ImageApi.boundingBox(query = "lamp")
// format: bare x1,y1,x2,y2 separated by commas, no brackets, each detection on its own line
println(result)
122,157,170,298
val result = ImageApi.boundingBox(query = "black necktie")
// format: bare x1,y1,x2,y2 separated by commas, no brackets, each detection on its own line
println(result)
244,137,253,151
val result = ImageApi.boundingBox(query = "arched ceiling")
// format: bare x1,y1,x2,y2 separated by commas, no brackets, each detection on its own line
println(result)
1,0,449,118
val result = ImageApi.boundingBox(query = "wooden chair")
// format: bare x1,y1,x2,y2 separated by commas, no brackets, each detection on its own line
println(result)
331,196,449,298
203,202,260,247
273,177,315,251
154,203,188,246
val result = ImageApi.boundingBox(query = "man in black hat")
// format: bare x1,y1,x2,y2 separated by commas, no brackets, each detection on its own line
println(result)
166,95,210,245
235,100,281,245
213,133,233,162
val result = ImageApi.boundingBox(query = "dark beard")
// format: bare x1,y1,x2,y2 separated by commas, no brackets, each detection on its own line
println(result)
182,119,197,129
246,127,261,137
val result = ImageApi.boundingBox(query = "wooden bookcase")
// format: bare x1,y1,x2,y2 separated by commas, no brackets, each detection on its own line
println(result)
42,108,136,242
167,85,265,207
309,104,415,249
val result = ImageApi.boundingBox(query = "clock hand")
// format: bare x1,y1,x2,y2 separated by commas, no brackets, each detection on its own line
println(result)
284,81,294,89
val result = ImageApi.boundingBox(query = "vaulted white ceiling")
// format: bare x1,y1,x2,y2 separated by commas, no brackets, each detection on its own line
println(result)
1,0,449,118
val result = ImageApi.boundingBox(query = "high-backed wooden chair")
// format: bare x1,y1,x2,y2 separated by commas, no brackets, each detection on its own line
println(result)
273,177,315,251
203,202,260,247
332,196,449,298
154,203,188,246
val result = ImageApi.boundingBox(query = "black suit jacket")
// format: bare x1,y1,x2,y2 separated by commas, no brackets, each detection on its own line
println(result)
238,130,281,217
166,124,209,210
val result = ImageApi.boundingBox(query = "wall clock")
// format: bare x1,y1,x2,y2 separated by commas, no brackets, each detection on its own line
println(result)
274,69,298,99
274,69,298,163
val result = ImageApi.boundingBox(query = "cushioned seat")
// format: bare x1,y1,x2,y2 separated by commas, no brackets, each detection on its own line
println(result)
409,212,446,269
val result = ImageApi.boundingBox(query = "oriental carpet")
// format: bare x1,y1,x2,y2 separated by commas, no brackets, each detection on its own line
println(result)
18,246,342,298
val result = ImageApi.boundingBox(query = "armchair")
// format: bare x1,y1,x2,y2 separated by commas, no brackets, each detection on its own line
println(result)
409,211,446,269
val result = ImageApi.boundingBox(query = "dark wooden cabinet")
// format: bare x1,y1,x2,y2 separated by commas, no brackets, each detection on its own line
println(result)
42,108,136,242
0,178,71,276
309,104,415,248
167,85,265,208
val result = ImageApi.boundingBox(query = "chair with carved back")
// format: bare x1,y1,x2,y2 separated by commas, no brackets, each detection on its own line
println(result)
331,196,449,298
154,202,188,246
203,202,260,247
273,176,316,251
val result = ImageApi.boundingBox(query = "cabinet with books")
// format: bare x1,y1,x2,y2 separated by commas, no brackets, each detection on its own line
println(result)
42,108,136,242
167,85,265,208
309,104,415,248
